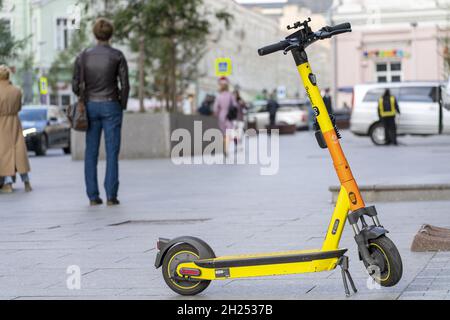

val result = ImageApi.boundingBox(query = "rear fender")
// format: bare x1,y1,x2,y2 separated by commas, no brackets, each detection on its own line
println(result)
154,236,215,269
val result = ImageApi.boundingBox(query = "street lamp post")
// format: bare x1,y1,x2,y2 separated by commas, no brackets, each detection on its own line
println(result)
411,21,418,80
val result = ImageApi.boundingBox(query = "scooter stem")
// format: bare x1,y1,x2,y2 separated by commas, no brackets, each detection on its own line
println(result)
292,47,366,213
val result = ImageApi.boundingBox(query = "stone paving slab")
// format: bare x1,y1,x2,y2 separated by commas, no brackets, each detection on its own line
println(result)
1,131,450,299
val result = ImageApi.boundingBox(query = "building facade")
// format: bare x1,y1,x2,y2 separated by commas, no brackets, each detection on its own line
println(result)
332,0,450,106
4,0,326,107
197,0,302,103
238,0,332,20
1,0,80,104
234,0,334,96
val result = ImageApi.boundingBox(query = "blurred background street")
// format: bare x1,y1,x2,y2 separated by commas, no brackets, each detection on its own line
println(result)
1,0,450,301
1,131,450,300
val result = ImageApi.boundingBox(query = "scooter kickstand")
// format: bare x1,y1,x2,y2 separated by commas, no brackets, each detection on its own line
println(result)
338,256,357,297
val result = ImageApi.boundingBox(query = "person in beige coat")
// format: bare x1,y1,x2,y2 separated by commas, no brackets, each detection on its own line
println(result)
0,65,32,193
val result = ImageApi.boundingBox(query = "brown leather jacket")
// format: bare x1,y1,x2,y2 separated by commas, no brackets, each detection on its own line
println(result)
72,44,130,109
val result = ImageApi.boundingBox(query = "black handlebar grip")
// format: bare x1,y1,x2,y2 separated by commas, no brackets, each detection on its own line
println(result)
258,41,289,56
329,22,352,32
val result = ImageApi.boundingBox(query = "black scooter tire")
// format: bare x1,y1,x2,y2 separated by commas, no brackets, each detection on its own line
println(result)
364,235,403,287
162,243,211,296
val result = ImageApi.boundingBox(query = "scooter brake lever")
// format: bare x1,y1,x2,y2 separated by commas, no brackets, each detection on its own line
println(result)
283,44,297,55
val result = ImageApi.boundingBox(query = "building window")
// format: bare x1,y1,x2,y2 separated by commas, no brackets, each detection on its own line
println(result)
0,18,12,36
61,94,71,106
50,95,59,106
56,18,75,50
376,61,402,83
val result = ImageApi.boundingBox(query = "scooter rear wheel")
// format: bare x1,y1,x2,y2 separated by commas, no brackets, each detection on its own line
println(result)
162,243,211,295
364,235,403,287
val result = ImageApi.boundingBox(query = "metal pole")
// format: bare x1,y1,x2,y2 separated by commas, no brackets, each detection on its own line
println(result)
327,1,340,111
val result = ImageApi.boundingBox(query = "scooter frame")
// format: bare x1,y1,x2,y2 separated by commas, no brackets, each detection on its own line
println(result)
155,20,399,296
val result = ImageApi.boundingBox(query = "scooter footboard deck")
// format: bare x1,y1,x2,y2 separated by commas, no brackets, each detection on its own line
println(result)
195,249,347,268
177,249,347,280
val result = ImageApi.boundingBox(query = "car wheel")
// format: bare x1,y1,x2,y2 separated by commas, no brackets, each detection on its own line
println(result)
369,122,388,146
35,134,47,156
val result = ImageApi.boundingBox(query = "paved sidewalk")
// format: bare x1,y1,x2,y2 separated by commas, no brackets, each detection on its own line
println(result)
0,131,449,300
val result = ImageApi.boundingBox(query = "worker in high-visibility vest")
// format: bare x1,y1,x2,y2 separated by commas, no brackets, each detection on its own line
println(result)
378,89,400,145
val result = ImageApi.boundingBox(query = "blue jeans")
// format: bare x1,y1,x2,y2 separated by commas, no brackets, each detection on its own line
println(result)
1,174,29,184
85,101,123,201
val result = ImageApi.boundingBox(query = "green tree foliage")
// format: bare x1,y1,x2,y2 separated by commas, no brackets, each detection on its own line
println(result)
113,0,232,112
0,0,27,65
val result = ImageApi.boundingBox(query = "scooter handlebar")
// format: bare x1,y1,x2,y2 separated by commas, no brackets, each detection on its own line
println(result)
258,22,352,56
317,23,352,39
328,22,352,33
258,40,289,56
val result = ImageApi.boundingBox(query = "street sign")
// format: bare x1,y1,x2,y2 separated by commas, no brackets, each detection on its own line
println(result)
214,58,232,77
39,77,48,95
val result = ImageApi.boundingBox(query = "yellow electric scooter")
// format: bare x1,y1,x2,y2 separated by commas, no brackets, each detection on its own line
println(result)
154,18,403,297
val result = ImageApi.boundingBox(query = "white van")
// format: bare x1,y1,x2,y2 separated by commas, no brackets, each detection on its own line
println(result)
350,82,450,145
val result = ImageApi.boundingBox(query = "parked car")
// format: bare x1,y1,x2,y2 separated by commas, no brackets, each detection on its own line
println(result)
19,105,71,156
334,108,352,129
350,81,450,145
247,99,309,130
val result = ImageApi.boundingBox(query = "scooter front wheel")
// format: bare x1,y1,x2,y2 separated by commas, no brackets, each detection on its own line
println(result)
162,243,211,295
364,235,403,287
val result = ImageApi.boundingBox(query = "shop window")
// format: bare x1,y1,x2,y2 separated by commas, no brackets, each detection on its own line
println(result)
375,62,402,83
376,64,387,72
391,63,401,71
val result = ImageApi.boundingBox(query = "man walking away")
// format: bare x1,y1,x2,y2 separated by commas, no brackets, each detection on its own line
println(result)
267,91,279,127
322,88,333,115
72,18,130,206
378,89,400,145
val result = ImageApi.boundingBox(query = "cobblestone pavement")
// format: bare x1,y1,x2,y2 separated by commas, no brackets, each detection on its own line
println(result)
0,130,449,300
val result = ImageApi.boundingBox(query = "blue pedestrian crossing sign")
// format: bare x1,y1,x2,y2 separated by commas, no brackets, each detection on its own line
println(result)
215,58,232,77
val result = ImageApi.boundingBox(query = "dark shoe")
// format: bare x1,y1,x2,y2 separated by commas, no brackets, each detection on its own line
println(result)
107,198,120,206
24,182,32,192
89,198,103,206
0,183,13,193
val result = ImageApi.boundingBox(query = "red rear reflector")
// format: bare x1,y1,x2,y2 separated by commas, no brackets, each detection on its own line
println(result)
179,268,201,276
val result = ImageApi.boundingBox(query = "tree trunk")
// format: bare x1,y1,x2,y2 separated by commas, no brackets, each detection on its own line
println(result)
169,37,177,113
138,35,145,113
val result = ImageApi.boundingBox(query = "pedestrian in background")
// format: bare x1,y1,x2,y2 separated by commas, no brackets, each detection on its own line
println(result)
72,18,130,206
323,88,333,115
0,65,32,193
378,89,400,145
267,90,279,127
232,88,247,150
198,94,214,116
213,77,237,157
